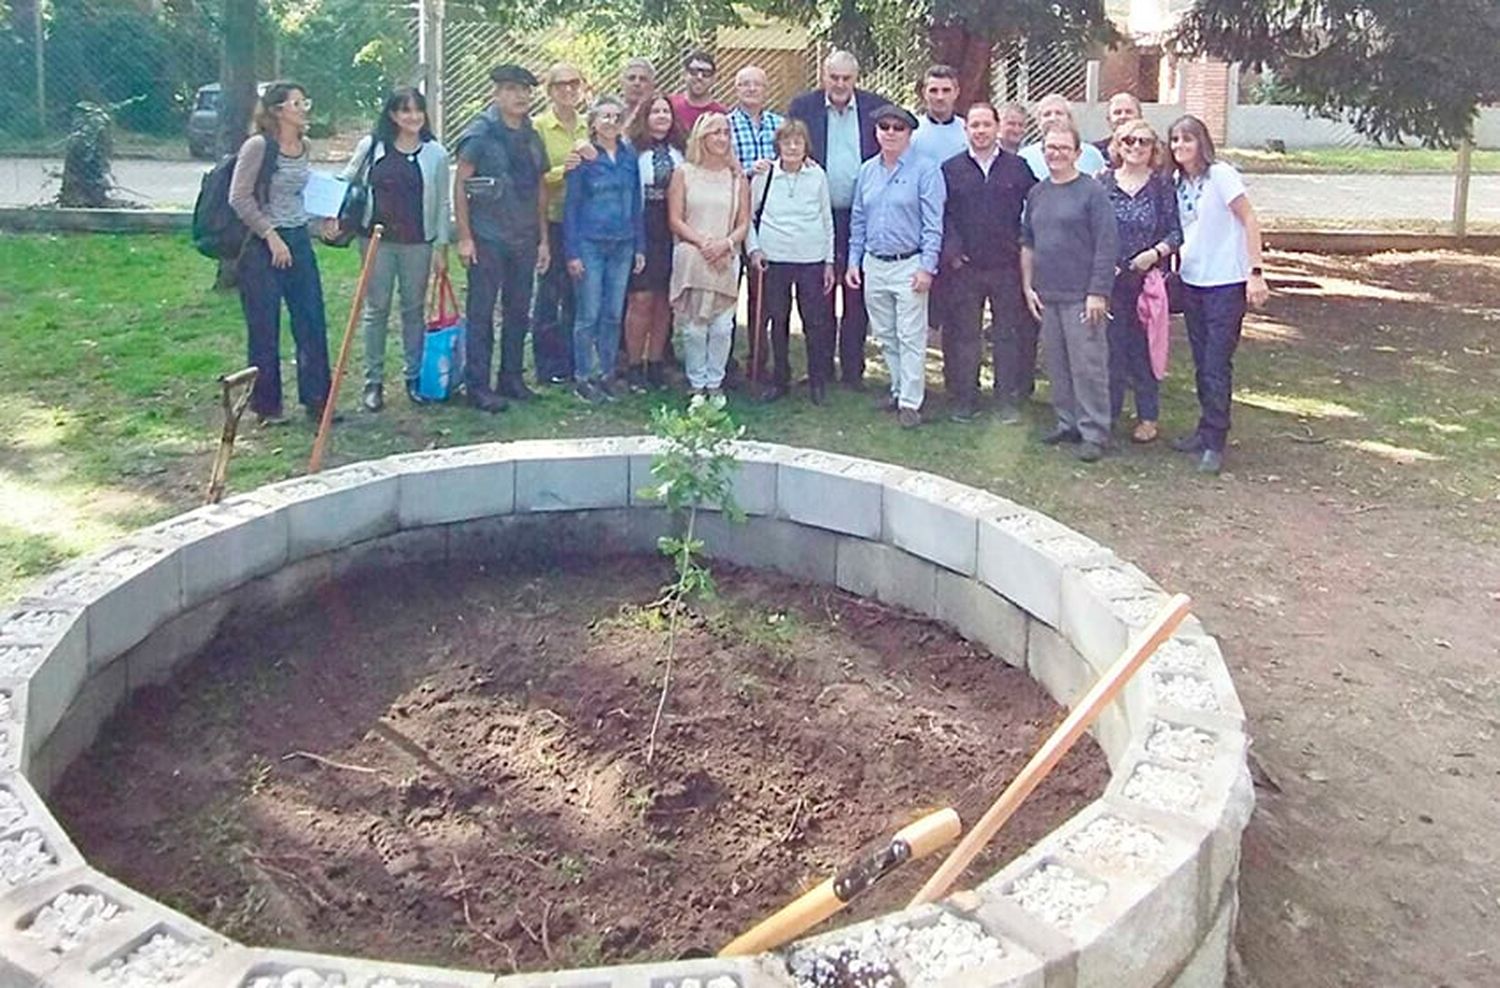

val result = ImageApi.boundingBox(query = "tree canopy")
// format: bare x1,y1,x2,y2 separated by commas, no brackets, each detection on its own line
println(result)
1174,0,1500,146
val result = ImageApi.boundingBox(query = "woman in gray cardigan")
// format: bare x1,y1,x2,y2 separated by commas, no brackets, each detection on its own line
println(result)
340,87,453,410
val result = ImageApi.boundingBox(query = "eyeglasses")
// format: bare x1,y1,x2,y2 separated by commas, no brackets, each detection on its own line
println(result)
686,66,715,78
551,78,583,88
1120,135,1155,148
595,111,621,121
283,98,313,111
1042,144,1075,154
876,121,909,132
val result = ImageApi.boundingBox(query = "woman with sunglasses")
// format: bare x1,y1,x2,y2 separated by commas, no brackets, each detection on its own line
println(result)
1101,119,1181,444
1169,115,1269,474
228,81,335,425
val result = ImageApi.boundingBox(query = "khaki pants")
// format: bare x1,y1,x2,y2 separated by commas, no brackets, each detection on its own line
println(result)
863,254,929,411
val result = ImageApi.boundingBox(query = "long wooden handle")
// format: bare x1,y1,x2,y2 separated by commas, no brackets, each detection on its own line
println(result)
908,593,1193,907
719,807,961,958
309,225,383,473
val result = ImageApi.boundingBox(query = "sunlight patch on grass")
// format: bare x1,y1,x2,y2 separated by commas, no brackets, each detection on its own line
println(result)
1402,416,1468,436
0,395,74,450
1243,318,1304,343
1235,389,1363,420
1338,439,1445,464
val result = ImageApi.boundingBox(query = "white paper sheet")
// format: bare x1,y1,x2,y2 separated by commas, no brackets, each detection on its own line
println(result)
302,172,349,218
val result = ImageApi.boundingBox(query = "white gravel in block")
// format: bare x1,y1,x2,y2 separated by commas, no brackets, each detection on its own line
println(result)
1112,595,1168,626
0,786,25,830
95,932,213,985
1083,566,1153,599
1152,672,1221,712
1037,533,1107,564
25,890,123,953
1146,722,1218,765
1063,816,1166,873
0,829,57,887
658,978,739,988
895,913,1005,983
1146,638,1208,674
0,642,45,675
993,512,1052,537
1124,763,1203,813
1005,863,1108,929
1,607,74,637
789,932,899,988
244,970,346,988
0,688,14,719
47,568,120,598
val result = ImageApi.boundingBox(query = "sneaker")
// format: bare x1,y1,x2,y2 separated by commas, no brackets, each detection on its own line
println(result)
1041,425,1082,445
872,394,898,413
1171,432,1206,453
405,380,430,405
949,402,979,423
996,402,1022,425
255,410,288,428
706,387,725,400
1076,441,1105,463
498,375,536,401
760,383,787,403
306,401,344,425
898,408,922,429
362,383,384,413
1132,420,1159,443
574,380,603,404
595,378,619,402
1196,449,1224,474
626,366,647,394
468,388,508,413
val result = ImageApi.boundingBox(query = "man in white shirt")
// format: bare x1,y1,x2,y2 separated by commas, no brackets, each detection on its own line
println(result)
912,64,967,165
1020,93,1106,179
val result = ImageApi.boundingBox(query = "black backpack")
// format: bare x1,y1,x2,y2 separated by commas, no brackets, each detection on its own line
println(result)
191,136,278,260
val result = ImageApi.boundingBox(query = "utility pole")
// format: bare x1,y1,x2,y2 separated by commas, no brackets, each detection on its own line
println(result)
1452,138,1473,241
34,0,46,133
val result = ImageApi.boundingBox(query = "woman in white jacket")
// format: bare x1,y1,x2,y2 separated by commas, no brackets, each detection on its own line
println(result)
340,87,452,410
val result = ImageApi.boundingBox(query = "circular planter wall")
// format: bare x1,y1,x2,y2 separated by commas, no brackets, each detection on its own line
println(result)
0,438,1252,988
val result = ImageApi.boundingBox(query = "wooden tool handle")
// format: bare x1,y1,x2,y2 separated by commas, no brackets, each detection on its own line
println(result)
309,224,383,474
893,807,962,859
219,366,260,388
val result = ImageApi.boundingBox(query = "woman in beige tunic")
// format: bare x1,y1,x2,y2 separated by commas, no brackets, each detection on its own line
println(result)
667,112,750,394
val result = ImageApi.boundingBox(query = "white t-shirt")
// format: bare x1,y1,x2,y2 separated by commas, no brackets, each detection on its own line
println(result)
1177,161,1250,288
912,113,967,166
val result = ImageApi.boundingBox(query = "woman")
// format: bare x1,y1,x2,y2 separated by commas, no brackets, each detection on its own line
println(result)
1101,118,1181,444
564,95,645,404
228,81,334,425
623,95,685,390
339,87,451,411
668,113,750,397
746,119,834,403
1169,115,1270,474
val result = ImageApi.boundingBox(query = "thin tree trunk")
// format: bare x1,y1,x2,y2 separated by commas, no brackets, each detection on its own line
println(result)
217,0,258,290
929,22,994,111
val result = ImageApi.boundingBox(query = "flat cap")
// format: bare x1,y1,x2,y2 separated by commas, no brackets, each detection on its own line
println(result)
490,63,539,86
870,103,919,130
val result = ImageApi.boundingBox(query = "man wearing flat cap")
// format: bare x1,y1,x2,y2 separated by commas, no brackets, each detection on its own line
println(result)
454,63,551,412
847,104,946,428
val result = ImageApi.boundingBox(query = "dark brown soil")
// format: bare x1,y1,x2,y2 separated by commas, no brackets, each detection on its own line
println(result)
52,555,1107,973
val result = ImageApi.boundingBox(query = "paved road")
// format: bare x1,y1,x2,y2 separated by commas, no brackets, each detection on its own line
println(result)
3,156,1497,224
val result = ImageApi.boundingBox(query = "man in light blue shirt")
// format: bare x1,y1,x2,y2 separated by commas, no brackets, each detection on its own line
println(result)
911,65,967,166
847,105,946,427
1020,93,1106,179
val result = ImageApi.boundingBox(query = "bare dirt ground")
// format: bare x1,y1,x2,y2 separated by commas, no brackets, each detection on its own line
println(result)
51,558,1106,973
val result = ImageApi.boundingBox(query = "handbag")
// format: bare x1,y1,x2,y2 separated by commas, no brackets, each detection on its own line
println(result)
327,142,375,248
418,271,466,402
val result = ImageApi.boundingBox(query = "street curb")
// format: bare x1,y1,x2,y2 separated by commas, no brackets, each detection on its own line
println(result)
0,208,191,234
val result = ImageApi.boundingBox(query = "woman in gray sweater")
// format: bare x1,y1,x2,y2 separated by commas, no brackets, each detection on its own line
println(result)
228,81,334,425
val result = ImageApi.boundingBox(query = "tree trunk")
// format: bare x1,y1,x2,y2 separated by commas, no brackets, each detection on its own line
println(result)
929,22,994,112
217,0,258,290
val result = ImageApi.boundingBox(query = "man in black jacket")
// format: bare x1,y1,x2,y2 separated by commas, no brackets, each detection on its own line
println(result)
788,50,889,389
940,102,1037,422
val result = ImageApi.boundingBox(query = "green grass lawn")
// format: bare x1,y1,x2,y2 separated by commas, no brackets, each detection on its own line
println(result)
0,233,1496,601
1224,146,1500,174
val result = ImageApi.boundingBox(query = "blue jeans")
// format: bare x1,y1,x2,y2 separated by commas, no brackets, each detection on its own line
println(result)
571,238,633,381
1108,275,1160,422
1182,281,1248,451
531,221,575,381
464,236,537,393
237,225,331,416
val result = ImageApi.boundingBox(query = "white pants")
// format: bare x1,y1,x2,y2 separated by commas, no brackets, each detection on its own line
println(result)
677,307,735,390
863,254,929,410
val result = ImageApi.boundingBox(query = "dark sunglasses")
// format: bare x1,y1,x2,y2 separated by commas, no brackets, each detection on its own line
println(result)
1120,135,1156,148
876,121,909,132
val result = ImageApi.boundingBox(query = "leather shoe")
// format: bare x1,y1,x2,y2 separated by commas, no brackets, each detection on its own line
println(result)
306,401,343,425
1171,432,1206,453
468,388,508,413
498,375,536,401
949,402,979,423
362,383,383,412
996,401,1022,425
1041,426,1082,445
1196,449,1224,474
405,380,430,404
872,394,898,413
898,408,922,428
808,380,826,405
1076,441,1105,463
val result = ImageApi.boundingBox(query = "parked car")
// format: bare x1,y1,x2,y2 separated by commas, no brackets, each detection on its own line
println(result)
187,82,270,159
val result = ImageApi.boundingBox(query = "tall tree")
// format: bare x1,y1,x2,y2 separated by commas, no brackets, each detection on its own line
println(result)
218,0,256,157
1174,0,1500,146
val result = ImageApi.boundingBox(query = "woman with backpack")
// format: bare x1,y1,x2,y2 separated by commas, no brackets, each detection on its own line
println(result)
339,87,452,411
228,81,335,425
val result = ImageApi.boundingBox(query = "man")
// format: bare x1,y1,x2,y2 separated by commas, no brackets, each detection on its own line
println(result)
1094,91,1143,157
848,105,946,429
454,63,551,412
940,102,1037,423
911,65,966,166
670,50,727,133
788,50,889,389
728,64,784,389
1020,94,1106,179
531,63,590,386
998,101,1028,154
620,58,656,129
1020,120,1118,462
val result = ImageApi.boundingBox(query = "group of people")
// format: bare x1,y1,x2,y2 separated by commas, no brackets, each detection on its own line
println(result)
226,47,1268,474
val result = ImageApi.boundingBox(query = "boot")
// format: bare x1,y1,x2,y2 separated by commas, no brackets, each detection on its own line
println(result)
626,364,647,394
498,374,536,401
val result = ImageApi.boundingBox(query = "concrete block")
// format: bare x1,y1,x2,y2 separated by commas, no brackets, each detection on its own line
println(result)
388,444,517,528
448,509,671,566
53,914,228,988
969,883,1080,986
512,438,641,512
0,681,24,775
1026,622,1095,710
777,450,905,539
629,438,778,517
36,539,183,675
144,497,289,608
0,775,82,905
330,528,450,583
1060,563,1172,675
1167,885,1235,988
258,463,400,561
1139,634,1245,727
977,511,1112,629
694,515,838,586
932,571,1028,668
224,554,335,622
0,602,88,765
123,597,231,693
25,657,127,797
882,474,1015,576
0,865,169,979
834,538,938,617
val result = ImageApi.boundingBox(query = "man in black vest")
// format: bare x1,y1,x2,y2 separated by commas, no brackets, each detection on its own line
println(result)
454,63,551,412
788,50,888,389
940,101,1038,422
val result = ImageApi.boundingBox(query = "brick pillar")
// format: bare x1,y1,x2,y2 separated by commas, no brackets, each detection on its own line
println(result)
1181,57,1231,145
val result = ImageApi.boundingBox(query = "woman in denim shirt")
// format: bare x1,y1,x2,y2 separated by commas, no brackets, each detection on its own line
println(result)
564,95,644,403
1101,118,1181,444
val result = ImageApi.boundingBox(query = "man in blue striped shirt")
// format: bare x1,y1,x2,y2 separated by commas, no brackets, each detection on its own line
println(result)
728,66,785,177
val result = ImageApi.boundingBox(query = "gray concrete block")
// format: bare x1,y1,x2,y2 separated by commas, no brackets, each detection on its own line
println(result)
777,450,905,539
0,681,24,775
330,528,451,583
0,602,88,765
122,598,231,693
258,463,400,561
629,438,777,517
224,554,335,622
932,571,1028,668
977,510,1113,629
0,865,166,981
388,445,517,528
513,440,634,512
1167,885,1235,988
882,474,1015,576
52,916,227,988
694,515,838,586
145,497,290,608
0,773,83,905
447,509,671,565
24,657,126,797
834,538,938,617
1060,563,1172,675
1139,634,1245,727
1027,622,1095,710
37,540,183,675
